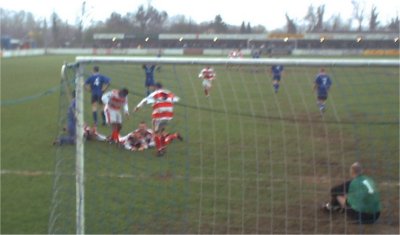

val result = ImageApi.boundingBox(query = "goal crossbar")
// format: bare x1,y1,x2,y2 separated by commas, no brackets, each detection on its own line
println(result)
75,56,399,67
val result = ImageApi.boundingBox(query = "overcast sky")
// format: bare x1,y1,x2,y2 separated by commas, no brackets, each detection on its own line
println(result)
1,0,399,30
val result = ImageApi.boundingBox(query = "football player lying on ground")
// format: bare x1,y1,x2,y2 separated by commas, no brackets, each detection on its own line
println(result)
119,121,154,151
119,123,183,154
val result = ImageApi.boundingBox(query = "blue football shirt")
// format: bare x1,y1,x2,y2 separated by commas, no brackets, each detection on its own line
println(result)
85,74,111,96
315,73,332,96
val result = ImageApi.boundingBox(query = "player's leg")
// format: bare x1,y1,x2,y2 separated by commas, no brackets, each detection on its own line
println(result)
99,99,106,126
164,132,183,144
104,108,119,143
273,77,280,93
91,94,99,126
323,180,351,211
317,96,327,113
111,112,123,143
202,79,211,97
153,120,170,156
145,79,155,96
109,123,122,143
55,120,76,145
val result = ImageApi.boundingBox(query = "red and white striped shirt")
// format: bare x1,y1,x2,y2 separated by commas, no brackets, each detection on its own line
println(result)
228,49,243,58
136,89,179,120
198,67,216,80
102,89,129,113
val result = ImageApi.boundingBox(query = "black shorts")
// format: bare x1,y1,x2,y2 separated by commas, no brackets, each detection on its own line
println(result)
91,94,103,104
273,76,281,81
317,95,328,101
345,205,380,224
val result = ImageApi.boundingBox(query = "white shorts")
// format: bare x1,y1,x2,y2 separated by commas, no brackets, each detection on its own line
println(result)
104,106,122,124
202,79,212,89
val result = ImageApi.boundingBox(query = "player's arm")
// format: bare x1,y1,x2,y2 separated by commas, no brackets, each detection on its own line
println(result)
133,97,148,112
327,78,332,91
84,83,91,92
84,77,92,91
198,69,204,78
313,81,318,92
123,100,129,117
119,133,130,143
172,95,180,102
102,78,111,92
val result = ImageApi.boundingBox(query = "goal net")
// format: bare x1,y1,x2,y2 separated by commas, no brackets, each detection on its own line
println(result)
49,57,399,234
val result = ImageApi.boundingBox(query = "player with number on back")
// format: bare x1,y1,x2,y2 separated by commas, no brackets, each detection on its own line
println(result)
323,162,381,224
313,68,332,114
198,66,216,97
85,66,111,127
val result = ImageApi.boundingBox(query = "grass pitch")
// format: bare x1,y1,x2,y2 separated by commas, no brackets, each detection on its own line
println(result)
1,55,399,234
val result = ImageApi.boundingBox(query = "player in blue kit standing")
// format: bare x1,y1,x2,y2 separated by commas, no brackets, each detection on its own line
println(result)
85,65,111,126
142,64,156,95
313,68,332,114
271,64,284,93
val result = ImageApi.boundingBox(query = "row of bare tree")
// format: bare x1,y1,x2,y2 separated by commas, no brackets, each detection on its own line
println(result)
1,2,399,48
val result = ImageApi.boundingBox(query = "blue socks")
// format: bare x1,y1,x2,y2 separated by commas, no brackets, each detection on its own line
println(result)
93,111,98,125
319,104,326,112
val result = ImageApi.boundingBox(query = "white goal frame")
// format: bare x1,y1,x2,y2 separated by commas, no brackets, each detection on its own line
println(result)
71,56,399,234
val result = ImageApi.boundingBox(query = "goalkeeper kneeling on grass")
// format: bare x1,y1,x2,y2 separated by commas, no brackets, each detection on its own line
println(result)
323,161,381,224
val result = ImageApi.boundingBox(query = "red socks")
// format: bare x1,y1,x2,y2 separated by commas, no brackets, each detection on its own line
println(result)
111,129,120,142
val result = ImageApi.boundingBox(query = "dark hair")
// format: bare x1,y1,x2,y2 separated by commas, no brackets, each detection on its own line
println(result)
119,88,129,97
154,82,163,89
93,66,99,72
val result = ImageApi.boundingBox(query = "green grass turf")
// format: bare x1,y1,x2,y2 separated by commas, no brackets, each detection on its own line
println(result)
1,55,399,234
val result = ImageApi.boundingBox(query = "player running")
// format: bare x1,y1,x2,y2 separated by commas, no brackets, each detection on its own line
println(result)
198,66,216,97
101,88,129,143
313,68,332,114
133,82,182,156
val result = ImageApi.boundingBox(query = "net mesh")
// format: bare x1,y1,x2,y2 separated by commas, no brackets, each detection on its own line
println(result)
49,58,399,234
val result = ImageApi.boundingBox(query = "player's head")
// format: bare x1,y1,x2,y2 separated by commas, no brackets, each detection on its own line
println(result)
320,68,326,73
154,82,163,89
93,66,99,73
350,162,363,178
138,121,147,130
119,88,129,97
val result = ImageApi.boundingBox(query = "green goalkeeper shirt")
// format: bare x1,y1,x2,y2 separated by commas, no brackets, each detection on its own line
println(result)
347,174,381,214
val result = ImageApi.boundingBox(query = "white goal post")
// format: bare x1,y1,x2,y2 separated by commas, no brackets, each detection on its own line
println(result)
69,56,399,234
